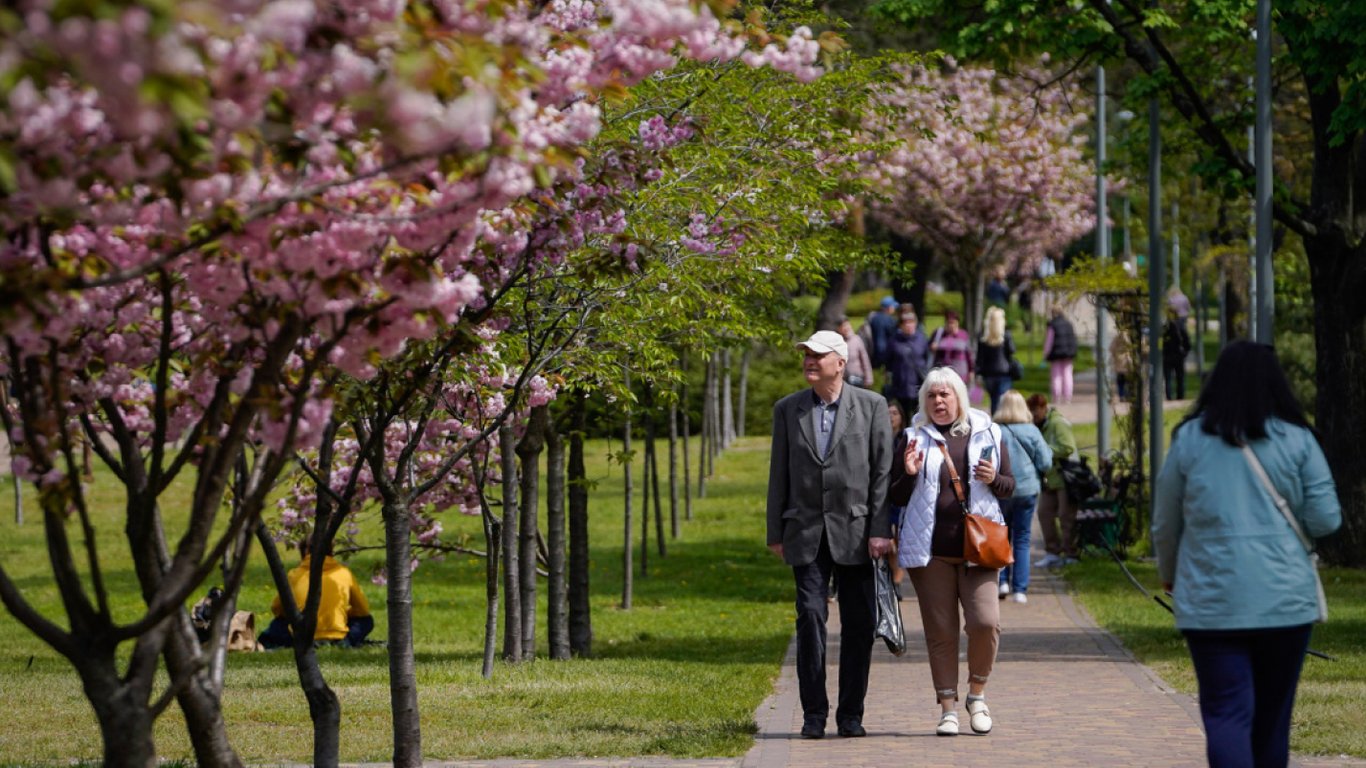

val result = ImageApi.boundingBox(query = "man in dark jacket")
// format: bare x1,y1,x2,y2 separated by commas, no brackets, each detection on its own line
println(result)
767,330,893,740
865,296,899,366
883,309,931,418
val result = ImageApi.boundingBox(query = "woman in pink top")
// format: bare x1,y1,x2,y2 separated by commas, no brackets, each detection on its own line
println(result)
929,310,973,384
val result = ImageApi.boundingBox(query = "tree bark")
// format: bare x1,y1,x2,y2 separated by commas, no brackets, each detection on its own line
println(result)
499,424,521,662
1306,235,1366,566
721,348,735,448
668,391,679,540
681,352,693,521
79,654,159,768
481,497,500,678
888,231,933,314
382,499,422,767
816,266,857,331
696,353,709,499
622,370,634,609
516,406,547,661
736,345,750,439
567,393,593,657
545,419,570,660
256,525,340,766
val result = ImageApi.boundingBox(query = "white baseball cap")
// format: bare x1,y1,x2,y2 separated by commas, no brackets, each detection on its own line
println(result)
796,330,848,360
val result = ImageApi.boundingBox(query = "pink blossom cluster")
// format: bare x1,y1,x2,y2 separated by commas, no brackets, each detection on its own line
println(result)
740,27,823,83
866,62,1097,275
638,115,697,151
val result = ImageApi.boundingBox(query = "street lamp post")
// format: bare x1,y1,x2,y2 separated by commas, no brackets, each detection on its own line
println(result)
1147,89,1165,508
1254,0,1274,342
1096,64,1111,459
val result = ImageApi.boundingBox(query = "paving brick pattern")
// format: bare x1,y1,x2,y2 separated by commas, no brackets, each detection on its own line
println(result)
741,567,1210,768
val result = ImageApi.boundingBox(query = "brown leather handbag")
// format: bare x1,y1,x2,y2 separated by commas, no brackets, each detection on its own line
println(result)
938,443,1014,569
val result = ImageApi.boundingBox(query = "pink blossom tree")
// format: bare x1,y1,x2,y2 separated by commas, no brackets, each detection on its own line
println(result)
0,0,820,765
867,62,1097,339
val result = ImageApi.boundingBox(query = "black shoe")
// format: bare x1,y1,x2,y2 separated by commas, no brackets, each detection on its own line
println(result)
800,721,825,739
837,721,867,738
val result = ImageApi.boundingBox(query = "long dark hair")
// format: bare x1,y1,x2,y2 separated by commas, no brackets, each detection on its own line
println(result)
1177,340,1313,446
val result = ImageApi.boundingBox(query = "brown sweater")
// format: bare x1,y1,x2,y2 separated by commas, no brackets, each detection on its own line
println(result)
888,423,1015,558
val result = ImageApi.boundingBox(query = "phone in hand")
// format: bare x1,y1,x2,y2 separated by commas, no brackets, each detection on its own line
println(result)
979,444,994,462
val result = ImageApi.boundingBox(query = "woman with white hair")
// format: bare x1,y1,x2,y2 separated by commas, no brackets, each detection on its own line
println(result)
887,367,1015,736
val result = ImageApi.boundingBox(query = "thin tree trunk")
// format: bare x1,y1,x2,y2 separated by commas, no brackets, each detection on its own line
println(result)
652,423,669,554
715,348,726,467
696,353,709,499
668,391,679,540
164,616,242,768
517,406,547,661
622,370,634,609
382,498,422,767
681,352,693,521
567,393,592,656
499,425,521,662
736,345,750,439
481,498,500,678
721,348,735,448
257,525,340,766
546,420,570,660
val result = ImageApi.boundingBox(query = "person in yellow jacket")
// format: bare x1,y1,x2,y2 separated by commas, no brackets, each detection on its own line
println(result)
259,539,374,649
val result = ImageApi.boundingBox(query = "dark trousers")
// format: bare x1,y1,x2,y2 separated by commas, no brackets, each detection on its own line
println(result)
983,375,1012,416
793,533,876,728
1164,361,1186,400
1184,624,1312,768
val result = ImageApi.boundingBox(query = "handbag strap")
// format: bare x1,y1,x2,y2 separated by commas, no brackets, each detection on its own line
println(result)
936,442,969,516
1241,444,1314,554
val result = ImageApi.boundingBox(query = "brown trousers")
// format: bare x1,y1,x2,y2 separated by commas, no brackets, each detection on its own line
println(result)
1037,486,1077,558
907,557,1000,701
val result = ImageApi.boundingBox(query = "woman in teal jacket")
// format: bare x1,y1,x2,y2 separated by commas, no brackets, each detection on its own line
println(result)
1153,341,1340,768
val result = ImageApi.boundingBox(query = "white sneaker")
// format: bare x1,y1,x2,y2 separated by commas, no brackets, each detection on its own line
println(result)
1010,592,1028,604
1058,556,1080,566
998,582,1011,598
1034,554,1062,568
966,698,992,734
936,710,959,737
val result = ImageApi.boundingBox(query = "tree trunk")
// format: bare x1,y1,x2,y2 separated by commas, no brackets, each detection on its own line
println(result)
668,392,679,540
709,351,722,466
499,425,521,662
696,353,709,499
545,420,570,660
164,615,243,768
681,352,693,522
1307,236,1366,566
888,231,934,314
736,345,750,439
567,393,593,657
79,656,159,768
256,524,340,766
481,500,500,678
382,499,422,767
721,349,735,448
816,266,857,331
516,406,547,661
643,384,665,558
621,374,634,610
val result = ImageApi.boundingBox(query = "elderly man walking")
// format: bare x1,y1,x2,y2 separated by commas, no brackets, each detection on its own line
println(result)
767,330,894,740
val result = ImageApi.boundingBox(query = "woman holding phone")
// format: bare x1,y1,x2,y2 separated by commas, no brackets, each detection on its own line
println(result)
887,367,1015,736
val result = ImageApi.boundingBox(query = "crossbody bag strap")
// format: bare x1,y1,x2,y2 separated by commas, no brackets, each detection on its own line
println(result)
936,442,969,516
1241,444,1314,554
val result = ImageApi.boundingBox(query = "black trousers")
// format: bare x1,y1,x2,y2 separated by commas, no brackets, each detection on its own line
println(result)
792,532,876,727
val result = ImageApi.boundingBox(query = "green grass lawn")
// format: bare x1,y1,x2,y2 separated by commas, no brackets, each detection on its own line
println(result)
0,437,793,764
1064,559,1366,758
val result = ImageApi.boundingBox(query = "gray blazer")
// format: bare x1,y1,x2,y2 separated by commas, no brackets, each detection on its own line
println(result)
766,384,893,566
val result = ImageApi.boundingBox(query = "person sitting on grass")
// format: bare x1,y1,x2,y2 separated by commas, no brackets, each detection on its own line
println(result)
259,538,374,649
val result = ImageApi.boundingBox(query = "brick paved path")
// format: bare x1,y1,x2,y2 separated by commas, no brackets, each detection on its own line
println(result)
741,566,1209,768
